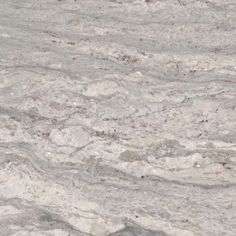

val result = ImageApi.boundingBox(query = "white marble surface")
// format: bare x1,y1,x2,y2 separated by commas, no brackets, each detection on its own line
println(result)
0,0,236,235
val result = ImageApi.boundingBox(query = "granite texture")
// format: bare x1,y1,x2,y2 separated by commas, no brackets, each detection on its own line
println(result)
0,0,236,235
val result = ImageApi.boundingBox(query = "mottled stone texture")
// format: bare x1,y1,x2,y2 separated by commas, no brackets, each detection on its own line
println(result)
0,0,235,235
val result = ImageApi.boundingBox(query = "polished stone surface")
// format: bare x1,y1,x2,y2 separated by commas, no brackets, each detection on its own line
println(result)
0,0,235,235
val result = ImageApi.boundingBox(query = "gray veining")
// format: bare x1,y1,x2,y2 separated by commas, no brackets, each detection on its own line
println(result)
0,0,236,235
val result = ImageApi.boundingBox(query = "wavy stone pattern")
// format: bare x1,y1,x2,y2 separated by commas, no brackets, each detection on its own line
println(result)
0,0,235,235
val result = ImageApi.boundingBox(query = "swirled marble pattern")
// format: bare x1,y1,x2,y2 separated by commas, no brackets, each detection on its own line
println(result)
0,0,236,235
